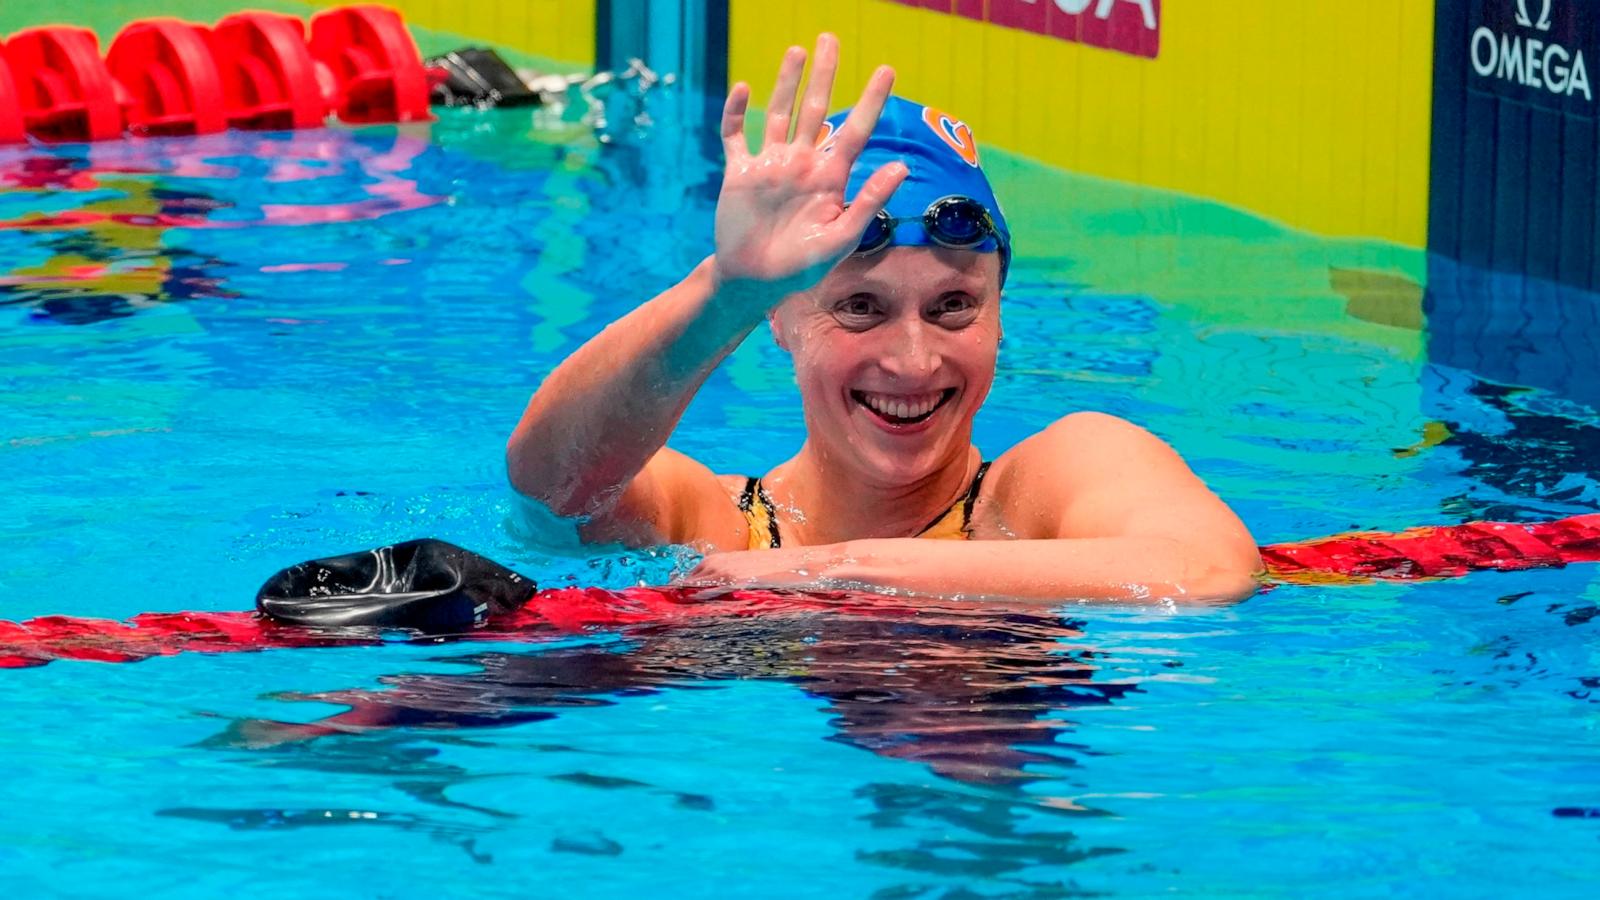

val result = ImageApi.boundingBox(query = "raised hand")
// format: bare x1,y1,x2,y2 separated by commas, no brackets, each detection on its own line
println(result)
711,34,907,303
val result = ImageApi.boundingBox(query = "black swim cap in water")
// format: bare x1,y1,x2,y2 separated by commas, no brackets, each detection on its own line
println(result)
256,539,535,632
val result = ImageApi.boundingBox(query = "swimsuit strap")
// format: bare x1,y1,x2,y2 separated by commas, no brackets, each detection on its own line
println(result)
739,476,782,549
915,460,991,541
741,462,989,550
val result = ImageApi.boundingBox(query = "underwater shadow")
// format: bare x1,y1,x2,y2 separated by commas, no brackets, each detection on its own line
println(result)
193,602,1140,877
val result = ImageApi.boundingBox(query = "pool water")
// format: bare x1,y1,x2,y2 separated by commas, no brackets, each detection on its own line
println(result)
1,98,1597,897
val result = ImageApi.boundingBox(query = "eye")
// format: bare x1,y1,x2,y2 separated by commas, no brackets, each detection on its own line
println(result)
831,294,883,329
927,292,979,327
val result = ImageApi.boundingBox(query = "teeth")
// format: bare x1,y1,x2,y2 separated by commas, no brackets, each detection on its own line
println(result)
858,390,946,420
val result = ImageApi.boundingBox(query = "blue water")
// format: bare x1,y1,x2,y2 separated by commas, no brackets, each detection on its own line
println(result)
1,105,1597,897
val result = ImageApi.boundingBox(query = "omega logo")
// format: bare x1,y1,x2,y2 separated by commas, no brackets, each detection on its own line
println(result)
1470,0,1591,101
1515,0,1552,32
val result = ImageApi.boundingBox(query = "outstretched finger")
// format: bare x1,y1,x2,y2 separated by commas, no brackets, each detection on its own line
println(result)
721,82,752,161
830,160,908,246
828,64,895,163
762,46,807,147
792,33,839,146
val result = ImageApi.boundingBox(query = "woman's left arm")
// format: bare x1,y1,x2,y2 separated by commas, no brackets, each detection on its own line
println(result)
685,412,1262,603
844,532,1255,601
686,534,1255,603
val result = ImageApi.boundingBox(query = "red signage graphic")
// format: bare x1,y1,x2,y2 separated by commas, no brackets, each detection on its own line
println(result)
888,0,1160,59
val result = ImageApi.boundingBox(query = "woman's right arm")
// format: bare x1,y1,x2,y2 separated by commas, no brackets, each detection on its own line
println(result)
506,35,907,547
505,257,771,538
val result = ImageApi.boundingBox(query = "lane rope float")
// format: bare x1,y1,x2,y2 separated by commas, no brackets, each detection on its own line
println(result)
2,513,1595,670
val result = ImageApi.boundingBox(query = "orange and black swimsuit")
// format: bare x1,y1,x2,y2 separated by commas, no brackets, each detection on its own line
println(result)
738,462,991,550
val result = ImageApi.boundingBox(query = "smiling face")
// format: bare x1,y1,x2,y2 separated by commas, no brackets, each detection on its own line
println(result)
770,245,1002,489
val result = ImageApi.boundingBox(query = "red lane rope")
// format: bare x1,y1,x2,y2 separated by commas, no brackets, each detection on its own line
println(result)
1260,513,1600,582
0,588,890,670
3,514,1597,670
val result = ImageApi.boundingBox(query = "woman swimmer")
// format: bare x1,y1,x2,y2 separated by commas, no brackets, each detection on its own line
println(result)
508,35,1261,602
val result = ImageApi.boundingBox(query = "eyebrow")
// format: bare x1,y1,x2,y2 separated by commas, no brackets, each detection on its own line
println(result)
841,271,990,296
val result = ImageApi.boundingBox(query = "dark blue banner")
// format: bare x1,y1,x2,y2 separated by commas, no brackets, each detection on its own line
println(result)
1431,0,1600,288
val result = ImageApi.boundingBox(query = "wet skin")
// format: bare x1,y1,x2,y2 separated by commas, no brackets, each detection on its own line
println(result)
764,248,1001,528
506,34,1261,602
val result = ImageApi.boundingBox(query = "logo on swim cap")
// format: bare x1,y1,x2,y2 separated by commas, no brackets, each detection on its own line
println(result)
814,120,838,150
920,106,980,168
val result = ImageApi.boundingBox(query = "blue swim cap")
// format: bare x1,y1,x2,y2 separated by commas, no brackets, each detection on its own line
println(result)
822,95,1010,280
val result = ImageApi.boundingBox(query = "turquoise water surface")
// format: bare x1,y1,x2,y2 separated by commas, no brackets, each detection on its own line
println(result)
1,102,1597,897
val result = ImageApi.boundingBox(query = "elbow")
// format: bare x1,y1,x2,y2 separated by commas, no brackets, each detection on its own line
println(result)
507,471,587,519
1144,535,1261,604
505,437,608,520
505,432,534,494
1194,568,1261,604
506,433,565,513
1181,547,1263,604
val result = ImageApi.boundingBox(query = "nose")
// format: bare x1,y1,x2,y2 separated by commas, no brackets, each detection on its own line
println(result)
878,316,939,381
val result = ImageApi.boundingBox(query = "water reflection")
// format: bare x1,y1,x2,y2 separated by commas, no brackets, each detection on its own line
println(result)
200,604,1141,877
1419,256,1600,519
1430,375,1600,520
1426,256,1600,412
218,609,1128,784
855,780,1125,885
0,158,234,324
159,802,497,864
0,131,439,325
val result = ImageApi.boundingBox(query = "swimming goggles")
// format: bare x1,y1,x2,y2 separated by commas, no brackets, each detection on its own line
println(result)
852,195,1001,257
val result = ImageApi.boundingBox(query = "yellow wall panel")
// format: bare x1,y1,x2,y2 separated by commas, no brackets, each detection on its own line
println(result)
1020,15,1065,173
1393,0,1434,245
730,0,1434,247
1363,0,1404,243
1298,1,1341,241
979,18,1018,154
1323,0,1370,238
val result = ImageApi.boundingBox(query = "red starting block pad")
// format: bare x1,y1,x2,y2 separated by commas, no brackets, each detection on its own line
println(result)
3,26,122,142
0,42,25,143
106,18,227,136
308,5,430,124
0,4,431,142
211,11,327,131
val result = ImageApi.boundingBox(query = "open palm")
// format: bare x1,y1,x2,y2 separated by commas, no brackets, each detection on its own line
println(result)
712,34,907,301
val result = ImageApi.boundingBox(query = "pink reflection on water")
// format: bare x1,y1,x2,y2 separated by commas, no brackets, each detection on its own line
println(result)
0,130,443,231
260,262,348,273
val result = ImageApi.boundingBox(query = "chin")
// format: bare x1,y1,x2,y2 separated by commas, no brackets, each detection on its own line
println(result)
843,428,967,488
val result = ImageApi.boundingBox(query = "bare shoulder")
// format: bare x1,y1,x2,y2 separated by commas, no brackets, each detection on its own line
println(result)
988,411,1183,488
983,411,1217,539
1035,409,1173,449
